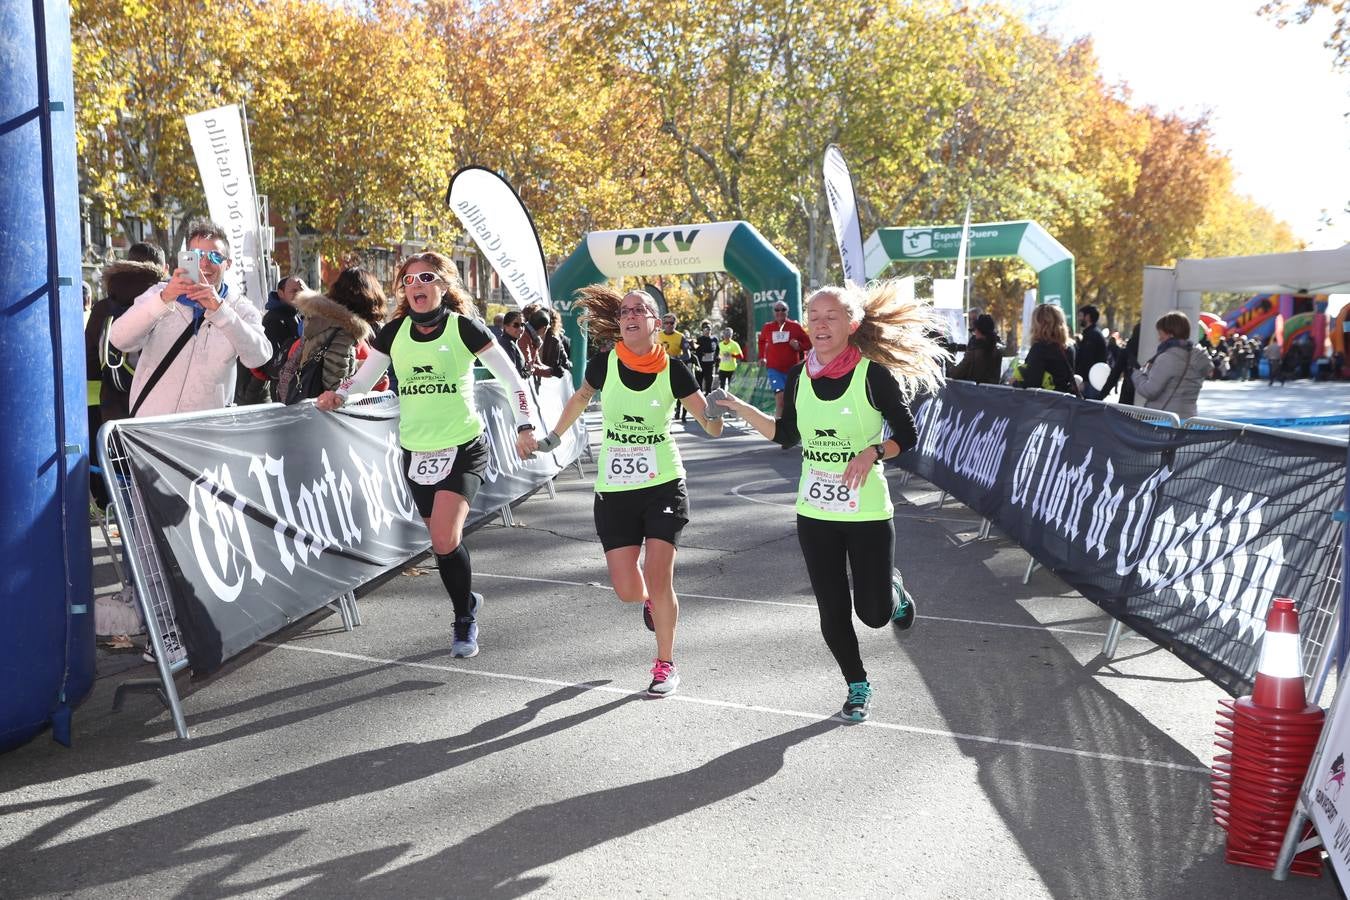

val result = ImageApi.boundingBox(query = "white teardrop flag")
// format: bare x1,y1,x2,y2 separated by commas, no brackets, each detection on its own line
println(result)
822,145,865,287
447,166,549,308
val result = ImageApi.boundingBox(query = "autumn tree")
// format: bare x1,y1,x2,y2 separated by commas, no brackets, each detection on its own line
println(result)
72,0,256,252
245,0,461,270
423,0,680,262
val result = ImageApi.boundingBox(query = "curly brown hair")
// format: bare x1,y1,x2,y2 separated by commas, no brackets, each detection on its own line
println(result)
809,281,950,401
572,286,658,345
329,267,387,327
392,251,474,319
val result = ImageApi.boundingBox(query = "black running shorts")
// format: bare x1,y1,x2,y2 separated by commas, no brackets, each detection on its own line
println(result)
593,478,689,551
403,434,490,518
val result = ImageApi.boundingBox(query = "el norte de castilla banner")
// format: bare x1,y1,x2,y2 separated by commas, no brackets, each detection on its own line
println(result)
114,380,584,675
898,382,1344,696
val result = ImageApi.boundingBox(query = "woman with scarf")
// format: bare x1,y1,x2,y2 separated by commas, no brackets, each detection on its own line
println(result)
316,252,540,660
535,287,724,697
1132,312,1213,418
714,282,948,722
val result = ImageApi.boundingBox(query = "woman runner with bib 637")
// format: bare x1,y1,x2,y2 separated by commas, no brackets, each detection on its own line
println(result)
317,252,540,659
714,281,947,722
535,287,723,696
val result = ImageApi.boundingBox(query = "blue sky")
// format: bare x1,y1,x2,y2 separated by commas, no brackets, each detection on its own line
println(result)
1014,0,1350,250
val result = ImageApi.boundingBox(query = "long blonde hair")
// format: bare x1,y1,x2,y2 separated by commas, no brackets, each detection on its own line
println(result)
392,251,474,319
1030,304,1070,347
810,281,950,400
572,285,659,344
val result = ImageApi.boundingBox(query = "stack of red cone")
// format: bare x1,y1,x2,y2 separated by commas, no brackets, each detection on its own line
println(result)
1212,597,1325,876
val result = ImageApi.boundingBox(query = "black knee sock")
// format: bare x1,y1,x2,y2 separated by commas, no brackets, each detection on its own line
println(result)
436,545,474,619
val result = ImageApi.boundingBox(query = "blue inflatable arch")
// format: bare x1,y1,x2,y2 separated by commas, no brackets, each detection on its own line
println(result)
1,0,95,751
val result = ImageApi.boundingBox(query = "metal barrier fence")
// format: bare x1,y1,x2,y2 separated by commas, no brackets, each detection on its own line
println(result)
900,387,1347,702
96,381,590,739
99,401,363,739
1181,416,1347,703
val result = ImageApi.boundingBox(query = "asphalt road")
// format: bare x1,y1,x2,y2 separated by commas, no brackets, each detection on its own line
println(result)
0,413,1338,898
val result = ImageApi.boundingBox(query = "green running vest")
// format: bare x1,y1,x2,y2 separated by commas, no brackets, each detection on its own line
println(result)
391,315,482,451
794,359,893,521
596,352,684,493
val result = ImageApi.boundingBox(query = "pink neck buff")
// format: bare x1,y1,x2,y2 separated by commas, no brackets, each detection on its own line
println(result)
805,343,863,380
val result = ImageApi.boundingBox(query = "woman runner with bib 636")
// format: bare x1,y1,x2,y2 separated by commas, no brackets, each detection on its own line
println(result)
317,252,540,659
535,287,723,696
714,281,946,722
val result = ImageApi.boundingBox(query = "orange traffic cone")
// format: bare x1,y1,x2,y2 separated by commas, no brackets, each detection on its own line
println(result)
1251,598,1308,711
1211,596,1325,877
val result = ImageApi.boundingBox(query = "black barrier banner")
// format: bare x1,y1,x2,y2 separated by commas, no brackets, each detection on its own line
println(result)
116,380,582,674
898,382,1345,696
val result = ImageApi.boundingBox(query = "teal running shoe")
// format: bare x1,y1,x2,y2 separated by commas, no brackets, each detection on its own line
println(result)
891,569,916,632
840,680,872,722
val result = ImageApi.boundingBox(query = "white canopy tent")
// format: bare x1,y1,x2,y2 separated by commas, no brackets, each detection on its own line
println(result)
1141,244,1350,359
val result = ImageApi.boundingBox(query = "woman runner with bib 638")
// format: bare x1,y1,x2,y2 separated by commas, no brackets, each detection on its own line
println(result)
714,281,947,722
317,252,540,660
535,287,723,696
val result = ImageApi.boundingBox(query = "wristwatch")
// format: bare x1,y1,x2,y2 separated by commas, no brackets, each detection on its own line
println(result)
517,424,536,434
872,443,887,461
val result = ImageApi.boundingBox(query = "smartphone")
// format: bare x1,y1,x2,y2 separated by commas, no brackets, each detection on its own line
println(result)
177,250,201,284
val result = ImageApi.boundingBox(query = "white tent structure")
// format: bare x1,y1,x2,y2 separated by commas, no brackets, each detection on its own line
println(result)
1141,244,1350,358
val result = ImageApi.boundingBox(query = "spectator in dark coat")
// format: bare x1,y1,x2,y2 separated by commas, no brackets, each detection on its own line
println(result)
1017,304,1080,396
949,313,1005,384
85,243,166,507
499,310,529,377
1074,304,1107,399
1101,324,1140,405
238,275,305,404
88,244,167,425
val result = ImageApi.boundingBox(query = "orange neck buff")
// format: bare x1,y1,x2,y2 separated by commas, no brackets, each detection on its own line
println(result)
616,341,668,374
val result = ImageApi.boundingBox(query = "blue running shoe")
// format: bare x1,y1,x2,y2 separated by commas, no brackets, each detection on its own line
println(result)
891,569,916,632
452,592,482,658
840,680,872,722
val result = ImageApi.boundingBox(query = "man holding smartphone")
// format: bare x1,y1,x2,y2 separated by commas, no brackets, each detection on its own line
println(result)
110,220,271,417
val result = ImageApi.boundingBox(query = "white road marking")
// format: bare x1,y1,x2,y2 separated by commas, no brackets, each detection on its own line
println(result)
475,571,1149,640
258,641,1207,774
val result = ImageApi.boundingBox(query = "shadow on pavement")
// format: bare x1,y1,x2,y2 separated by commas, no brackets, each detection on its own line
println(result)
0,681,628,898
216,717,844,898
896,502,1260,897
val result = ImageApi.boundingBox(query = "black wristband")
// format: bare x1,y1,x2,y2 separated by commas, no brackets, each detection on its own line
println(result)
517,424,536,434
873,443,887,460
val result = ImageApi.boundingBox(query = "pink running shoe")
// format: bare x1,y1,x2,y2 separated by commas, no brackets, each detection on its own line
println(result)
647,658,680,697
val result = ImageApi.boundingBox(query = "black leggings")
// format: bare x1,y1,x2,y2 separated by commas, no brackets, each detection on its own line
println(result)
796,515,897,684
699,364,714,395
717,371,733,389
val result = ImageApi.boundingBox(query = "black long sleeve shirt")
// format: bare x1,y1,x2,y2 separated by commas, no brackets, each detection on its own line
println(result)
774,362,917,451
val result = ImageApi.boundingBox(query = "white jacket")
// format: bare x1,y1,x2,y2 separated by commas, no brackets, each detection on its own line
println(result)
110,282,271,417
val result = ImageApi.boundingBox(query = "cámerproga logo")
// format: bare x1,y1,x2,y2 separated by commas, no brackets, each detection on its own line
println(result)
814,428,839,438
400,362,456,396
622,414,644,424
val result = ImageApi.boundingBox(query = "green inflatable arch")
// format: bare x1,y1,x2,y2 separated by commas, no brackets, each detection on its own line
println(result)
862,220,1075,320
550,220,801,386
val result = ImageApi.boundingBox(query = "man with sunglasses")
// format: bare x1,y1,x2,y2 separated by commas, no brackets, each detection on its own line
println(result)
110,220,270,417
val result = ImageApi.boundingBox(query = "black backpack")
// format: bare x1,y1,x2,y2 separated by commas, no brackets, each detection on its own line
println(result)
279,327,342,405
